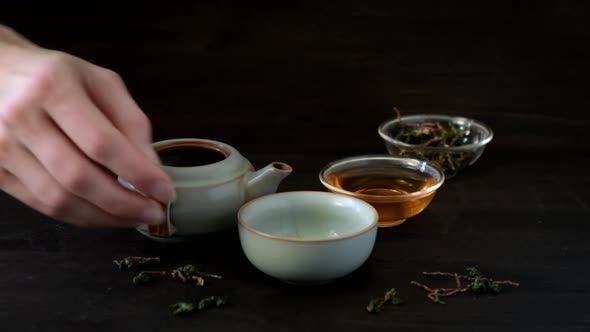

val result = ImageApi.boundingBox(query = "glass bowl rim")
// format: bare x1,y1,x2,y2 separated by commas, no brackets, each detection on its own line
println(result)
318,154,445,202
377,114,494,151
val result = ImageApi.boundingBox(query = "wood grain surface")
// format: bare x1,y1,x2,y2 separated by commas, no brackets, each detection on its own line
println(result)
1,2,589,331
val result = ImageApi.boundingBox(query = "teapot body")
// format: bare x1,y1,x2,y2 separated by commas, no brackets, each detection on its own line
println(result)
129,138,292,241
168,163,254,235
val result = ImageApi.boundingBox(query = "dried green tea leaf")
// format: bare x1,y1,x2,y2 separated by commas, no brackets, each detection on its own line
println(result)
366,299,381,313
197,296,228,311
412,267,519,304
132,271,166,286
171,265,223,286
170,296,228,317
189,275,205,287
430,294,446,305
179,264,223,279
390,107,475,176
466,266,483,278
366,288,403,313
390,296,404,305
113,256,160,271
465,267,502,294
195,271,223,279
393,120,469,148
170,302,196,315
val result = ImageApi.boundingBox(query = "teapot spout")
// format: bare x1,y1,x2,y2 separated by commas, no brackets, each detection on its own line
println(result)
246,162,293,200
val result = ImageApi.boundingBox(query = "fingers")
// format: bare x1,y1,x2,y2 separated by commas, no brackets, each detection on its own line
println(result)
0,47,174,228
0,136,157,228
0,167,152,228
0,168,48,216
44,78,174,204
82,64,160,164
0,25,35,48
2,109,167,226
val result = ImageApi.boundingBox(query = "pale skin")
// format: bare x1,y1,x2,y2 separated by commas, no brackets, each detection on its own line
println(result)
0,25,174,228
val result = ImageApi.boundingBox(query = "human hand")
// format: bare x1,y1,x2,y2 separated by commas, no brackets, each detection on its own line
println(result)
0,25,174,228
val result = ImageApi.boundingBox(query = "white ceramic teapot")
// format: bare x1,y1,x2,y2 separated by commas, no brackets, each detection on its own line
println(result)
120,138,292,242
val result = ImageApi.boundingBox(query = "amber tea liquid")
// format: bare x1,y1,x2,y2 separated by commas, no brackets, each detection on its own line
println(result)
156,142,229,167
325,167,437,227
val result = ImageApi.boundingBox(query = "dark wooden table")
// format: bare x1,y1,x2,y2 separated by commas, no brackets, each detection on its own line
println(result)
2,2,589,331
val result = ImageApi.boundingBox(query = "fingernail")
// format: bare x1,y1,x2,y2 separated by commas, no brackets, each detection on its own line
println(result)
142,204,166,225
150,180,175,204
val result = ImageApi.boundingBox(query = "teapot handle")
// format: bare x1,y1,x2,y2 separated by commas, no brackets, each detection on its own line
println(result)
117,177,177,238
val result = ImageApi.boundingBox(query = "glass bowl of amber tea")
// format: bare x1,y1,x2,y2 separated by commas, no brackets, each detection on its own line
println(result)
378,114,493,179
319,155,444,227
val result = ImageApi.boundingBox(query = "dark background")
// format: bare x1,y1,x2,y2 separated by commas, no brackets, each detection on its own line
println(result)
1,1,589,331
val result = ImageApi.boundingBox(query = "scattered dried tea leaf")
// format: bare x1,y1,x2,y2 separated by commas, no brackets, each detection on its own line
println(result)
198,296,228,311
132,271,167,286
113,256,160,271
366,288,404,313
411,266,520,304
170,296,228,316
390,296,404,305
170,302,196,315
465,266,503,294
171,264,223,286
113,257,230,316
196,271,223,280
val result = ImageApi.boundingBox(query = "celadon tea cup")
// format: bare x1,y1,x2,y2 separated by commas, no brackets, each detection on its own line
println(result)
119,138,293,242
238,191,378,285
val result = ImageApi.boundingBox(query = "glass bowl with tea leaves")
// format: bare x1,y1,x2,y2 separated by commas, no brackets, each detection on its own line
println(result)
377,113,493,178
319,155,444,227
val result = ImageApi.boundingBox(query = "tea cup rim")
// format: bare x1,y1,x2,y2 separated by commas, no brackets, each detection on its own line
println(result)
237,191,378,243
318,154,445,202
